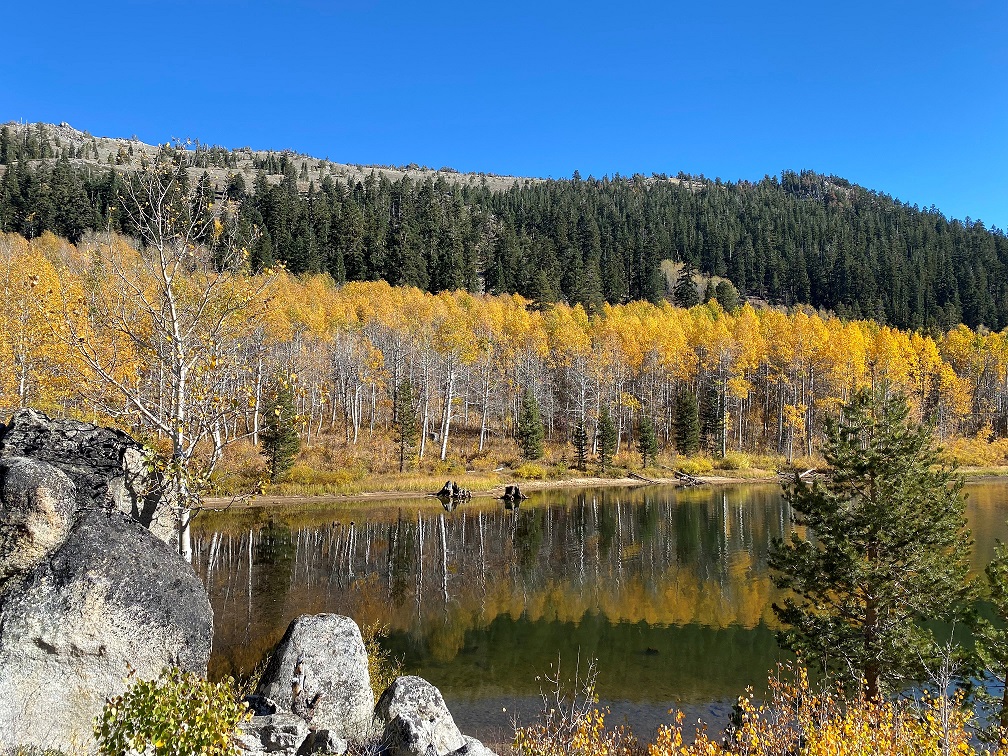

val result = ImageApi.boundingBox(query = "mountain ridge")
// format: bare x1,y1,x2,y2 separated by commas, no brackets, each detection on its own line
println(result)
1,120,1006,332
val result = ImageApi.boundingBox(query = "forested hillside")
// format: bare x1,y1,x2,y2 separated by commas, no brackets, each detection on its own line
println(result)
5,230,1008,478
1,121,1006,330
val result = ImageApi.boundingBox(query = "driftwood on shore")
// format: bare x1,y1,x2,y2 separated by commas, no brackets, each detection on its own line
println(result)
673,469,703,487
628,471,658,485
778,468,818,482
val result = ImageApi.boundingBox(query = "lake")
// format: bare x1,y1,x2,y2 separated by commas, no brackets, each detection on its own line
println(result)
193,481,1008,742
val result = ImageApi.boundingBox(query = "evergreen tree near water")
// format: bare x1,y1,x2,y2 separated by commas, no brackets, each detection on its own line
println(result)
393,378,419,473
674,390,700,456
768,387,972,701
637,413,658,467
260,378,301,481
517,389,544,460
598,404,617,472
572,420,589,472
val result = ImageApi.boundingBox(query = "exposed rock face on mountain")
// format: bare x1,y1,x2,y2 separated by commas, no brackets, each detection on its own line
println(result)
254,614,375,740
0,414,212,752
0,408,176,545
374,676,467,756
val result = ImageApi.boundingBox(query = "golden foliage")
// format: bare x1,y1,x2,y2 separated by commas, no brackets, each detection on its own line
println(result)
518,663,990,756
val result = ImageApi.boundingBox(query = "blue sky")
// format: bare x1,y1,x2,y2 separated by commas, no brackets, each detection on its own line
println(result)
3,0,1006,229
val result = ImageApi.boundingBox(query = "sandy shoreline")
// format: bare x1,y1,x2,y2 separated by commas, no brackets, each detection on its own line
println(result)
200,465,1008,510
200,472,782,509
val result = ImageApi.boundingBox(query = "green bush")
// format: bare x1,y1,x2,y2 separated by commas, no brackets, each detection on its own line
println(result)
94,667,249,756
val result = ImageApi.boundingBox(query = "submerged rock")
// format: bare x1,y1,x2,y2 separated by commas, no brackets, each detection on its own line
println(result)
374,676,467,756
254,614,374,740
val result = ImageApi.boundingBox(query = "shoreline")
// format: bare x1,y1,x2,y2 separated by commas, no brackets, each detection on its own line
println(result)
202,465,1008,510
200,473,767,509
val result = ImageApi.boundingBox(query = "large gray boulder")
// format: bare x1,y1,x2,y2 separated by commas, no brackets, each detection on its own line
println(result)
0,457,77,591
0,452,212,750
374,676,466,756
0,408,176,545
255,614,374,740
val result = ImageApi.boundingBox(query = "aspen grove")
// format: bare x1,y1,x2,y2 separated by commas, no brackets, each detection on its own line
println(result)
3,230,1008,475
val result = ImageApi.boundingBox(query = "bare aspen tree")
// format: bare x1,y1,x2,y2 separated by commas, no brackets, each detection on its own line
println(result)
66,146,273,562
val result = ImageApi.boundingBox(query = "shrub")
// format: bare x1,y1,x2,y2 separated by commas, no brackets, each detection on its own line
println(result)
361,622,403,699
650,664,975,756
678,456,714,475
515,462,548,480
716,451,751,470
94,667,249,756
513,658,638,756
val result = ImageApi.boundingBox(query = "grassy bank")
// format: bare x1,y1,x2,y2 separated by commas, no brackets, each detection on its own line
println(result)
203,433,1008,506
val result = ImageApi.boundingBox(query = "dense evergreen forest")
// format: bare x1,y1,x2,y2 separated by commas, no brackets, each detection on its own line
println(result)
2,122,1006,330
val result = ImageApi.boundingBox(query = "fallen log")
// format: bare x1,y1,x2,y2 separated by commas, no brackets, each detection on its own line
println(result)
628,471,657,484
672,469,702,487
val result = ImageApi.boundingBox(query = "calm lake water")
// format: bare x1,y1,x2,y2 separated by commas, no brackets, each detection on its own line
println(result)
193,482,1008,742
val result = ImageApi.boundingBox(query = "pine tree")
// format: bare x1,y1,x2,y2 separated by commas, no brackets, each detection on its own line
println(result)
637,413,658,467
674,390,700,456
769,387,971,700
260,378,301,481
713,279,741,311
572,420,589,472
598,404,617,472
393,379,419,473
517,389,544,460
673,261,700,308
976,543,1008,732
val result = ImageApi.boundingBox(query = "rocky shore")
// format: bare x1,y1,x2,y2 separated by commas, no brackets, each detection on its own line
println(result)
0,409,497,756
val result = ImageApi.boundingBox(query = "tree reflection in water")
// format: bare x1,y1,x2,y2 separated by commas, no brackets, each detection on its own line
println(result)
193,483,1008,711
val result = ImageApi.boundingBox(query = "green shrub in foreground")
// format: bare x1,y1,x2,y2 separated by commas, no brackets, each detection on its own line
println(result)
95,667,249,756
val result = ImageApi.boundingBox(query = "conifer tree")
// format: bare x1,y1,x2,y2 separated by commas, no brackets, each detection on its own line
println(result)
393,378,419,473
769,387,971,700
571,421,588,472
674,390,700,456
517,389,544,460
598,404,617,472
261,378,301,481
637,413,658,467
673,261,701,308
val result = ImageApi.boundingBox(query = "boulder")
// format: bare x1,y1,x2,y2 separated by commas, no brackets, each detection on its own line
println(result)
236,713,312,756
0,408,176,545
236,715,351,756
0,457,77,591
374,676,466,756
254,614,374,740
452,737,499,756
0,504,212,750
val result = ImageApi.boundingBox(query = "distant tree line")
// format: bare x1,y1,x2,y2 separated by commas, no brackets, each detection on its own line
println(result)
1,129,1006,330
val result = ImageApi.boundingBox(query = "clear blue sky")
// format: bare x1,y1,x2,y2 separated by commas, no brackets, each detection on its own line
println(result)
3,0,1006,229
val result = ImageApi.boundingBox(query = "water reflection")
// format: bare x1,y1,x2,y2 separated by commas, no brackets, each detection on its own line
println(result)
194,482,1008,718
